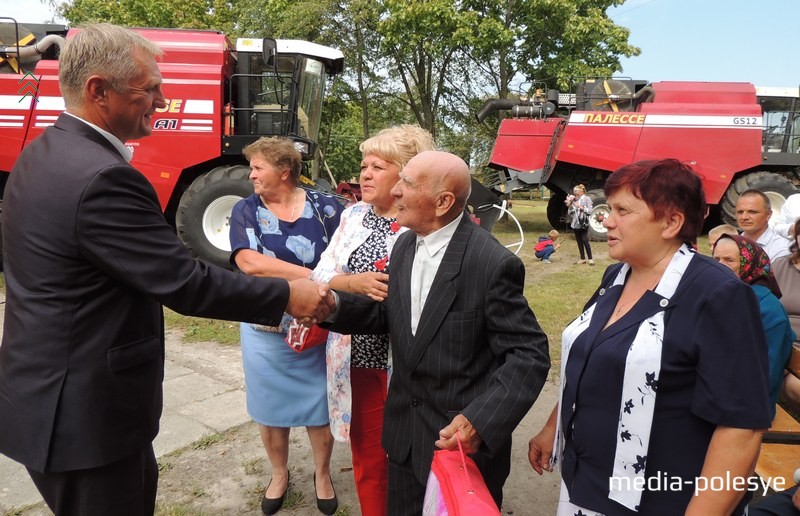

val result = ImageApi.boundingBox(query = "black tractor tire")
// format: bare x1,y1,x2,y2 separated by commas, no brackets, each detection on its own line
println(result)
546,192,568,230
720,171,798,226
176,165,252,269
586,189,610,241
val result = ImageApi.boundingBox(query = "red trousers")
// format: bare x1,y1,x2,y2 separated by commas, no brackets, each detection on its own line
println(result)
350,367,389,516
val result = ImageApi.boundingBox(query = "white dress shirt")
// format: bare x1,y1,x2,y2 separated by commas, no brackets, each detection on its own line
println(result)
410,213,463,335
755,226,790,261
770,193,800,239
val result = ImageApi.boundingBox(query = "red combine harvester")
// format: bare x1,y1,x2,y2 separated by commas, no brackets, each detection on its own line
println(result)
0,19,344,268
479,78,800,239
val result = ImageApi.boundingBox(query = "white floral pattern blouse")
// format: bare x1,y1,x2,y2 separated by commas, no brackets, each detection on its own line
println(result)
310,201,408,442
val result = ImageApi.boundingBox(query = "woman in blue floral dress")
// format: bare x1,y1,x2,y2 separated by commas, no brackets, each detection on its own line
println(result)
229,137,343,515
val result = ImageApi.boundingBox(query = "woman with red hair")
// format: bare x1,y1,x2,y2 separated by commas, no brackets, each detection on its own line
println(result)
529,159,771,515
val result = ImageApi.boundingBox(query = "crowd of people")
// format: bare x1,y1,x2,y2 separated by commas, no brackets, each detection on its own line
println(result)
2,22,800,516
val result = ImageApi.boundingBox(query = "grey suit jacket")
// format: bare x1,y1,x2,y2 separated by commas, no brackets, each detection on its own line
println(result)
0,114,290,473
332,214,550,487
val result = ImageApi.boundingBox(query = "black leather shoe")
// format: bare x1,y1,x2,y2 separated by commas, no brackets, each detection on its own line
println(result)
314,472,338,515
261,473,289,515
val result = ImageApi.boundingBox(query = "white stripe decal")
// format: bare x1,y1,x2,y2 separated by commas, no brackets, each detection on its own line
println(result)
179,126,213,132
0,122,24,127
181,119,213,124
0,95,31,109
183,99,214,114
571,124,763,130
35,115,59,121
568,112,763,129
162,79,220,86
35,122,55,128
645,114,762,126
0,115,24,120
34,96,66,111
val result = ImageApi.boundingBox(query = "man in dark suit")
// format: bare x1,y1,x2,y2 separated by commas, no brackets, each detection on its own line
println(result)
329,150,550,514
0,24,333,515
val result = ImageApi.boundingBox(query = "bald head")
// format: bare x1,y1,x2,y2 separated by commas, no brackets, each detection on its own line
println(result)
412,151,471,209
391,151,473,236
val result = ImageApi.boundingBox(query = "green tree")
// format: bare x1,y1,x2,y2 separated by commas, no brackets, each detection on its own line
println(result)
58,0,236,32
235,0,335,39
377,0,474,136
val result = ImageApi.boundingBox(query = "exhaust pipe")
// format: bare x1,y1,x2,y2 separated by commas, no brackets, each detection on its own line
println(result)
1,34,66,58
476,99,522,123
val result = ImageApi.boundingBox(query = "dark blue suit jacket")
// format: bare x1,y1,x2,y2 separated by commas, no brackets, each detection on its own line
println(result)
0,114,289,473
561,254,772,515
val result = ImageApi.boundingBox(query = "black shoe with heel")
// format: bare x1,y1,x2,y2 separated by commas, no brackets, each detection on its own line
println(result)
261,473,289,515
313,472,338,515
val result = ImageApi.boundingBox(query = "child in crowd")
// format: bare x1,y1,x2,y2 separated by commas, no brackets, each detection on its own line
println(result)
534,230,560,263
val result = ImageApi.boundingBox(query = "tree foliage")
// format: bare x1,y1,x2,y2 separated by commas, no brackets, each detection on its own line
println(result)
55,0,640,179
58,0,237,33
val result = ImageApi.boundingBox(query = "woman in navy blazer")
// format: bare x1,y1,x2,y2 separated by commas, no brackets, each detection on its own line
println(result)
529,159,772,516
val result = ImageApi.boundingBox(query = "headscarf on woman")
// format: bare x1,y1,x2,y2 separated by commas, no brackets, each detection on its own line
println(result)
714,232,795,418
716,233,782,298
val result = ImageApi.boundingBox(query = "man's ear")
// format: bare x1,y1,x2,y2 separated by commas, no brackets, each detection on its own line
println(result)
435,191,456,217
85,75,109,106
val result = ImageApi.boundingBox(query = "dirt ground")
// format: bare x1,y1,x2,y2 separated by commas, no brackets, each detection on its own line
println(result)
153,382,562,516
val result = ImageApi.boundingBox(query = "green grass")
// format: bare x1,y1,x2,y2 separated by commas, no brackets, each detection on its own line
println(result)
191,433,223,450
155,504,209,516
281,488,308,510
164,309,240,345
242,457,265,476
490,201,607,366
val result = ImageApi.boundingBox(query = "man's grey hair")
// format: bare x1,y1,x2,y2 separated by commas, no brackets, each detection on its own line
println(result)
59,23,163,108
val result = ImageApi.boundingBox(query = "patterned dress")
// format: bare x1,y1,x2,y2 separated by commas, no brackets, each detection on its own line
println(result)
347,209,394,369
229,190,342,426
311,201,407,441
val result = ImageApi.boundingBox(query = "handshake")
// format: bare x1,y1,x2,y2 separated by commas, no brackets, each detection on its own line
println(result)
285,278,337,326
565,194,576,205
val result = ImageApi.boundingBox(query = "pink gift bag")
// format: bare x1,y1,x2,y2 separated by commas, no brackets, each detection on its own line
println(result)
422,436,501,516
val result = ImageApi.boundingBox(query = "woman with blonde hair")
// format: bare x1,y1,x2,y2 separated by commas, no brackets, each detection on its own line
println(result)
566,184,595,265
311,124,435,516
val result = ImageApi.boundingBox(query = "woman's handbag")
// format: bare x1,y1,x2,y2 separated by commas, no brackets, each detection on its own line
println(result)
422,436,501,516
576,208,590,230
285,318,329,353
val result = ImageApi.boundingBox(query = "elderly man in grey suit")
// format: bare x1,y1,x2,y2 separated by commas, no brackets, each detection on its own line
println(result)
0,24,332,515
328,150,550,514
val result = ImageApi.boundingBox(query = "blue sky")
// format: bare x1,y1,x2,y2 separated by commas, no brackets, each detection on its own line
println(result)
609,0,800,87
5,0,799,88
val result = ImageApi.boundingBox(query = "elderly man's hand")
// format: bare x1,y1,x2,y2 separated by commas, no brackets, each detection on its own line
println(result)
435,414,482,454
285,279,335,325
